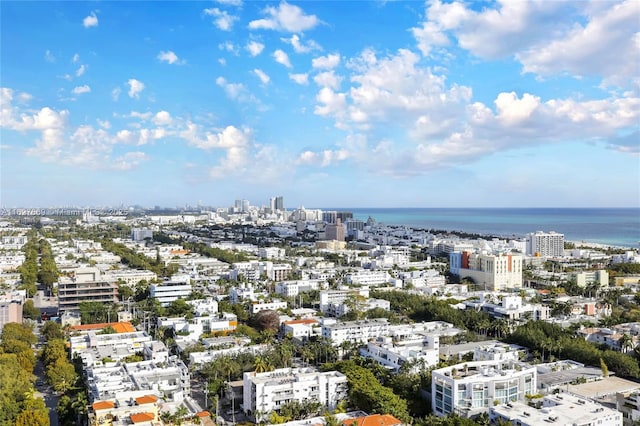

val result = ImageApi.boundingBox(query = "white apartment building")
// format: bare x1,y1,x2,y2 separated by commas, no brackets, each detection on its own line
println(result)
463,294,550,321
432,360,536,418
258,247,285,259
107,269,157,287
321,318,390,346
242,368,348,421
526,231,565,257
359,334,439,372
345,270,391,286
70,330,154,367
250,300,288,314
275,280,322,298
150,278,192,306
573,269,610,288
450,251,523,291
157,312,238,342
617,391,640,425
492,392,622,426
319,288,370,314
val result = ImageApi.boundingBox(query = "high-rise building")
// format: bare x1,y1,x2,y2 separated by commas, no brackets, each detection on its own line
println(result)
526,231,564,257
323,211,338,224
269,197,276,212
274,196,284,211
325,218,345,241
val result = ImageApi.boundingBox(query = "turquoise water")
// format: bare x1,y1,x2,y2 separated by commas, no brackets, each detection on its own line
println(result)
338,208,640,248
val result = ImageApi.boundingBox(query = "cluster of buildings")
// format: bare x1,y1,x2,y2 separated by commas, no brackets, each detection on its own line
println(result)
1,202,640,425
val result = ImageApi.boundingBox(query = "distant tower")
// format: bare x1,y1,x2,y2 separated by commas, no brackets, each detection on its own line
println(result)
526,231,565,257
269,197,276,212
275,196,284,211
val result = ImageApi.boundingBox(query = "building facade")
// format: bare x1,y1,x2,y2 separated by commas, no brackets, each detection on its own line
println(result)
242,368,348,421
526,231,565,257
432,360,536,418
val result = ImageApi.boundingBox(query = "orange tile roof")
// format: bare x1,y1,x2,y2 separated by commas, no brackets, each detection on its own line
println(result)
130,412,155,423
70,321,135,333
341,414,403,426
170,249,190,255
92,400,115,411
135,395,158,405
196,411,211,417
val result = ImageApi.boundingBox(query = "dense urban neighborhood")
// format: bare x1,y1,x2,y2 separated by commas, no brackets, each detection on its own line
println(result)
2,201,640,426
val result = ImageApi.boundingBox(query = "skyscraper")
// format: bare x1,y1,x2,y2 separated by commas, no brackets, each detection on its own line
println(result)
526,231,565,257
274,196,284,211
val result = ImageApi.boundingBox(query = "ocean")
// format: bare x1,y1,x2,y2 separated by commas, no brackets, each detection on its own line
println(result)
339,208,640,248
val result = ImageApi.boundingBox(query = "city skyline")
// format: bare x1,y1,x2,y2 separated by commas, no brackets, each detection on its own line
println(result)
1,1,639,208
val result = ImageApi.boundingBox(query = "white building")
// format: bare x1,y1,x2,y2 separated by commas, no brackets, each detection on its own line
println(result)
321,318,390,347
242,368,348,421
573,269,610,288
432,359,536,418
275,280,322,298
359,334,439,372
108,269,158,287
526,231,565,257
250,300,288,315
258,247,285,260
319,288,370,314
150,278,192,306
345,270,391,286
492,392,622,426
450,251,523,291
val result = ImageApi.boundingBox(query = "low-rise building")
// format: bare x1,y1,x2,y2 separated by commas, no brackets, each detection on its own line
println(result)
432,359,537,418
58,267,119,313
322,318,390,347
491,392,621,426
359,334,439,372
242,367,348,421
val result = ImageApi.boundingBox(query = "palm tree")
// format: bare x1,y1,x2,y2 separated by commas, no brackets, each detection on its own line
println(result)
619,333,634,353
254,355,273,373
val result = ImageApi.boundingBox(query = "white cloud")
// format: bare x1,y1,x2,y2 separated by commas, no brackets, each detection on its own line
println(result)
253,69,270,84
72,53,80,63
289,73,309,85
314,87,347,118
157,50,184,65
72,85,91,95
83,12,98,28
204,7,239,31
114,152,147,170
129,111,152,120
214,0,242,6
312,53,340,69
273,49,292,68
97,119,111,129
249,1,320,32
313,71,342,90
246,41,265,57
218,41,239,54
111,87,121,101
281,34,321,53
152,110,172,126
44,50,55,63
76,64,87,77
494,92,541,125
216,77,259,104
297,149,349,167
17,92,33,103
516,0,640,88
127,79,145,99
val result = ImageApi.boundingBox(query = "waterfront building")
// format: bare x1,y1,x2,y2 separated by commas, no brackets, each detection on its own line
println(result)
526,231,565,257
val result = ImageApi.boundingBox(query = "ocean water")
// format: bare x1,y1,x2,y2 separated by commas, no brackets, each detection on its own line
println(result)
342,208,640,248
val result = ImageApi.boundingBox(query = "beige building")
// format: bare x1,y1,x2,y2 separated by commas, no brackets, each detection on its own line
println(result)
0,290,24,331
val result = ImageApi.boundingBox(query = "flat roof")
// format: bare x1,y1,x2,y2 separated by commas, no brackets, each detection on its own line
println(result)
566,376,640,398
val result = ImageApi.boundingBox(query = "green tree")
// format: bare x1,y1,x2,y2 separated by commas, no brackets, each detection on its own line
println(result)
41,321,65,340
46,358,77,393
22,300,40,320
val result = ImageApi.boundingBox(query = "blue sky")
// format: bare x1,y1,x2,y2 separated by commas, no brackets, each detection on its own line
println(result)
1,0,639,208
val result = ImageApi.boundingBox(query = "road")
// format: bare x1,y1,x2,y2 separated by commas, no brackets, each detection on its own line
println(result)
33,357,59,426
